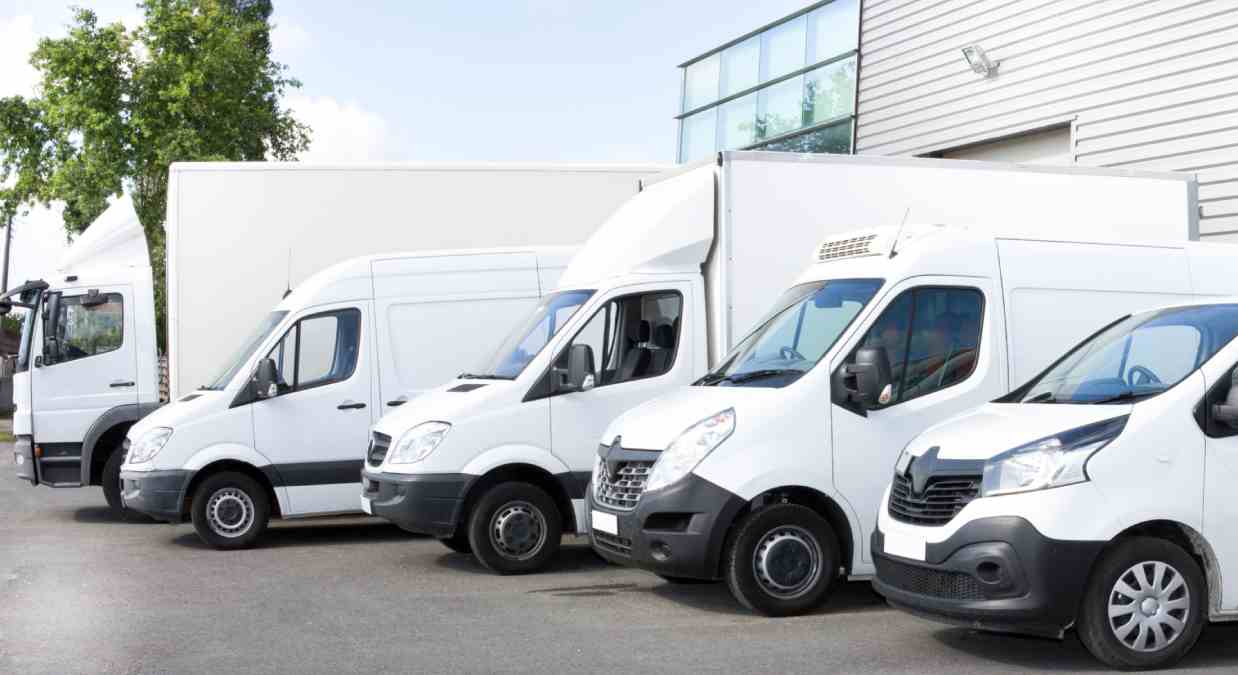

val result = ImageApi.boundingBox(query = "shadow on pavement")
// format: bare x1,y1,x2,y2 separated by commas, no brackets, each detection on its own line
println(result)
647,578,888,617
170,519,420,550
432,542,611,576
72,506,157,524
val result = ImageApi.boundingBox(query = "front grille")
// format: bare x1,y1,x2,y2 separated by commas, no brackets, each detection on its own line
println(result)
594,461,654,510
876,555,985,601
593,531,632,557
888,472,980,526
368,432,392,467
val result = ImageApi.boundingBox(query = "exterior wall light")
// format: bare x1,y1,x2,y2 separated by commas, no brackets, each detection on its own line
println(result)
961,45,999,77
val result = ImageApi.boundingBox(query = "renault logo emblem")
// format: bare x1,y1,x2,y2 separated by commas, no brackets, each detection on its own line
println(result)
905,446,940,497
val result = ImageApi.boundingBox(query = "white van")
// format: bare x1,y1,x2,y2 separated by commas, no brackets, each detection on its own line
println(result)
873,300,1238,670
119,247,573,548
587,226,1238,616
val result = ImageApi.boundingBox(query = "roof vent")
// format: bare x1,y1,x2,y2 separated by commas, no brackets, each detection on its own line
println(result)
448,383,487,393
816,233,882,262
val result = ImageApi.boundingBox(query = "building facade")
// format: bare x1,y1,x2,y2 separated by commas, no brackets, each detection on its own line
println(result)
677,0,1238,241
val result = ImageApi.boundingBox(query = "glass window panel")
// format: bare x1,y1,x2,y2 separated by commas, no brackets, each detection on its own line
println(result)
720,36,760,97
804,57,856,126
761,15,807,81
49,293,124,364
718,93,757,149
682,53,720,112
809,0,860,63
679,108,718,162
756,75,805,141
754,120,851,154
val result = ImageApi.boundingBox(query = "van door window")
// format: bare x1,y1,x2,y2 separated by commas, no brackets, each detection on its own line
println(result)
44,293,124,365
853,287,983,406
263,308,361,394
559,291,683,388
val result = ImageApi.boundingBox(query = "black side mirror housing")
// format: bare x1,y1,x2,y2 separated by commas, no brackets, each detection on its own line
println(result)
0,299,11,316
253,358,280,400
560,344,596,393
1213,381,1238,428
41,292,61,365
80,289,108,308
834,346,893,413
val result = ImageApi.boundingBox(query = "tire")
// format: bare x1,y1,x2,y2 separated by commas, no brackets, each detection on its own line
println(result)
466,481,562,574
724,504,839,617
657,574,714,585
101,448,128,517
440,530,472,554
1077,537,1206,670
190,471,271,550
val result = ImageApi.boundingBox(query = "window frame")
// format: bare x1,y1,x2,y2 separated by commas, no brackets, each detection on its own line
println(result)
268,307,362,396
41,291,126,367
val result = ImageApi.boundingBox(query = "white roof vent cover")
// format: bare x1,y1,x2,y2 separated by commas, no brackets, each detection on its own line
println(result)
816,232,886,262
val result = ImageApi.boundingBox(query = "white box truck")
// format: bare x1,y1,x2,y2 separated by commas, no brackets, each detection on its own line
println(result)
8,162,663,515
360,151,1199,575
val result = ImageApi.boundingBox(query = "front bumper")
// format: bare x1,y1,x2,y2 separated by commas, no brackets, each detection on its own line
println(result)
13,435,35,484
588,472,746,581
872,515,1105,638
120,469,194,522
360,469,473,538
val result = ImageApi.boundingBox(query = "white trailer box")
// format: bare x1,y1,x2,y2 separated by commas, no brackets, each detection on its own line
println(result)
165,162,665,398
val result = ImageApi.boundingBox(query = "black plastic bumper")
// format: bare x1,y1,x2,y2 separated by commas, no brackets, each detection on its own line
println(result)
588,472,746,581
120,469,194,522
872,516,1105,638
13,435,35,485
361,470,473,538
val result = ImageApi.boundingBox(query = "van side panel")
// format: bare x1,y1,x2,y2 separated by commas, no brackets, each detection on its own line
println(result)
997,240,1194,386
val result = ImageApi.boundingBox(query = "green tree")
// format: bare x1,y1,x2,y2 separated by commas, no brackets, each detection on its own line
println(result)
0,0,310,348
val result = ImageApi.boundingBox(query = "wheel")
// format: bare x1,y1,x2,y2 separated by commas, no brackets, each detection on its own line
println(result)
439,530,472,554
657,574,714,585
723,504,839,616
101,448,128,517
466,481,562,574
1077,537,1206,670
190,472,271,550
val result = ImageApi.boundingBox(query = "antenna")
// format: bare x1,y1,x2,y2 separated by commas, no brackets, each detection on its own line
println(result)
282,248,293,299
889,208,911,259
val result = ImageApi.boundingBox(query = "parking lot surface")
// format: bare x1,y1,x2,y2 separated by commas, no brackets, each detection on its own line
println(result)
3,443,1238,674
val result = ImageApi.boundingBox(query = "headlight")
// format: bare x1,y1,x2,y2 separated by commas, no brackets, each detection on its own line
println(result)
645,409,735,493
980,416,1127,497
386,422,452,465
127,427,173,464
592,455,606,498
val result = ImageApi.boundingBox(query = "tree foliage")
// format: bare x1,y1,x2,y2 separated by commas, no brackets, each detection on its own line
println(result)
0,0,311,348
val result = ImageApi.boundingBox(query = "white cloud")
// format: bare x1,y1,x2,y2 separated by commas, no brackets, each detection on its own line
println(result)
0,14,39,97
271,20,311,62
285,94,404,162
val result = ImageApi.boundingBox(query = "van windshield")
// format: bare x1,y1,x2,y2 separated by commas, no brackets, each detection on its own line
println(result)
1007,304,1238,405
700,278,884,389
203,311,290,390
470,290,595,380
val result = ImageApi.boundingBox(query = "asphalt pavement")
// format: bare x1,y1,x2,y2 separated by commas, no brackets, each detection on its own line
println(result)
3,435,1238,674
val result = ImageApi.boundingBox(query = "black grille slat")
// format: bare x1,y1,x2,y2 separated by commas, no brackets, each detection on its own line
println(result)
887,472,980,526
593,531,632,556
876,556,985,601
368,432,392,467
594,461,654,510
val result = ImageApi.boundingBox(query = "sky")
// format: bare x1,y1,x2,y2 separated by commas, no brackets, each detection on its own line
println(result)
0,0,811,284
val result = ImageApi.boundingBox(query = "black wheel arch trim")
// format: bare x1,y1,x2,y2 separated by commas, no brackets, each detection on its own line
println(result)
80,402,162,485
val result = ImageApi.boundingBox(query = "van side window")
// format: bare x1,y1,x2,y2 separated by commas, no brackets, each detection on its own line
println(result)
560,291,683,388
854,287,983,406
45,293,124,365
264,308,361,394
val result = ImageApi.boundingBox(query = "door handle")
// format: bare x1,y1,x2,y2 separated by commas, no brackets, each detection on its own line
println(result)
337,400,367,410
110,381,135,388
386,395,408,407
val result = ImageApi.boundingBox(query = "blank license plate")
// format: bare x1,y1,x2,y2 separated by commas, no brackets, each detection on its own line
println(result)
591,510,618,535
883,530,926,561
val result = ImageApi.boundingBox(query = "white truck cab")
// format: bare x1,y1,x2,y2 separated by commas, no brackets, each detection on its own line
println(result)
588,226,1238,616
6,197,160,512
119,247,573,548
873,300,1238,670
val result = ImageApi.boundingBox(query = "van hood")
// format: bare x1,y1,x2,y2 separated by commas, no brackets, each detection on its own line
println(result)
603,385,777,451
373,379,516,437
128,390,230,439
907,402,1135,461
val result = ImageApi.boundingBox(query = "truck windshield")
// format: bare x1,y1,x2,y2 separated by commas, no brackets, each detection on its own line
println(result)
14,306,35,373
203,311,290,390
470,289,595,380
701,278,884,388
1007,304,1238,404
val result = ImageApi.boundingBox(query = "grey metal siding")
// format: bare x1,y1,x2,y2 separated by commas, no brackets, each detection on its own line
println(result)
855,0,1238,237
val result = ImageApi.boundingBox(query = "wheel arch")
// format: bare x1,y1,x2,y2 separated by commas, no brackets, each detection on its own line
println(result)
1107,519,1221,617
458,462,577,534
727,485,855,577
81,402,161,485
181,459,283,521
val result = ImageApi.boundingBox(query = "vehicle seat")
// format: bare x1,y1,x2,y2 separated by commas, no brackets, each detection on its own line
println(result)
648,321,677,375
618,320,653,381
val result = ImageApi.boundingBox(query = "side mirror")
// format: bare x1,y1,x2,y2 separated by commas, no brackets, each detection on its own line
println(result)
80,289,108,308
42,292,61,365
561,344,596,393
843,346,894,410
0,299,11,316
1213,381,1238,428
253,358,280,400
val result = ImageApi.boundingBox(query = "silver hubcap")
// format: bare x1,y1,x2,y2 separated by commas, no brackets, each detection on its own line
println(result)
753,525,822,600
1108,560,1191,653
489,501,547,561
206,487,255,538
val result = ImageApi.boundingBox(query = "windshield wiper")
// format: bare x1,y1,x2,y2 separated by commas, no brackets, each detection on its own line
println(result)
457,372,514,381
695,372,729,386
701,369,800,386
1024,391,1059,404
1087,390,1161,405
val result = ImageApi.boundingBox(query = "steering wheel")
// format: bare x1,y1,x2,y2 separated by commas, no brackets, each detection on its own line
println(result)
779,346,807,362
1127,365,1162,387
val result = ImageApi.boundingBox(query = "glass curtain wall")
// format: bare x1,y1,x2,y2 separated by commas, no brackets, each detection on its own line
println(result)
677,0,860,162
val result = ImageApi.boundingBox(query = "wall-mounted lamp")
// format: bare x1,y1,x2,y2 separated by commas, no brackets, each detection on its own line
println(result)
961,45,999,78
